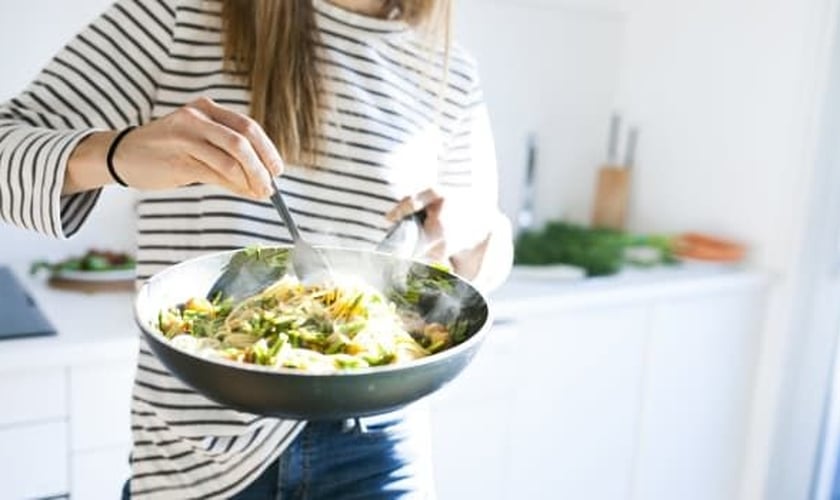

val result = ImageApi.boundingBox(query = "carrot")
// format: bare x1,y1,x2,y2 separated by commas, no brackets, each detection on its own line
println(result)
674,232,745,262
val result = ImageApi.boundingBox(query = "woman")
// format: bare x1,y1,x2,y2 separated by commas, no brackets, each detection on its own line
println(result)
0,0,512,497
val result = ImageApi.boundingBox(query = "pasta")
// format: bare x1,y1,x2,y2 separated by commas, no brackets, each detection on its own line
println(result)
157,275,455,372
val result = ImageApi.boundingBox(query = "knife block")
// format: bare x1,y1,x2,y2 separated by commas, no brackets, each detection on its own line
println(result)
591,166,630,230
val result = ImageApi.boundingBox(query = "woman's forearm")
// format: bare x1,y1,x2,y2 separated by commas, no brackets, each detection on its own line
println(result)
61,98,284,200
63,131,118,195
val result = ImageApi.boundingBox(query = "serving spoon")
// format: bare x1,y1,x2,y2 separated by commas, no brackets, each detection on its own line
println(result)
206,178,332,301
267,177,332,283
376,210,427,258
207,182,425,301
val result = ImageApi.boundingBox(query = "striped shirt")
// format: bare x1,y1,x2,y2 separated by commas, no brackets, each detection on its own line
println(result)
0,0,507,497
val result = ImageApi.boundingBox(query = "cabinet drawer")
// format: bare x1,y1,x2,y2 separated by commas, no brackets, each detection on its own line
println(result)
431,406,511,500
432,323,518,406
0,421,69,499
70,361,135,451
0,367,66,425
72,446,131,500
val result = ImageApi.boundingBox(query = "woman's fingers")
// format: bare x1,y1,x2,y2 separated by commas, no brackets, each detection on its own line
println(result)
386,188,443,222
182,155,253,199
419,198,447,261
385,188,451,262
187,140,253,196
199,120,271,198
190,97,284,177
180,109,270,198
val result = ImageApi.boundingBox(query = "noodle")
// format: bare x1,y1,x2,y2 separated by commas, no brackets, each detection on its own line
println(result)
157,275,452,372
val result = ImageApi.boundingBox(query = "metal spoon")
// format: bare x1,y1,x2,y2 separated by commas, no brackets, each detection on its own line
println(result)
376,210,427,259
205,179,332,301
268,177,332,283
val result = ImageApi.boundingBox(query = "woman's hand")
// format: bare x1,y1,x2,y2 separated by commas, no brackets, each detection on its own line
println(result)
386,188,491,279
64,97,282,199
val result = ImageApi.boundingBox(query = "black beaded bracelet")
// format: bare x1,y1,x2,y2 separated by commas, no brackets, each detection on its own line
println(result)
106,126,136,187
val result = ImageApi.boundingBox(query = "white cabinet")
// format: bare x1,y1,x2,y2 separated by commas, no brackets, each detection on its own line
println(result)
0,421,68,499
631,291,763,500
70,361,134,451
0,269,138,498
0,368,69,499
430,271,767,500
507,306,649,500
432,305,649,500
70,361,135,500
0,361,135,500
72,447,131,500
430,321,519,500
0,367,66,426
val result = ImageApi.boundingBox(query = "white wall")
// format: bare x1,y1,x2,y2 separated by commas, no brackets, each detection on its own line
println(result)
616,0,820,260
455,0,626,228
614,0,839,498
0,0,136,266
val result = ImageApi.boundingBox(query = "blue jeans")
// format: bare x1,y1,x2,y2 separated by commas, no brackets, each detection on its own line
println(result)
123,408,433,499
233,409,433,499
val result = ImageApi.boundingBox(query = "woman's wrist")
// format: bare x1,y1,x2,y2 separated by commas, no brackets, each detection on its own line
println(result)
106,127,136,187
63,130,118,195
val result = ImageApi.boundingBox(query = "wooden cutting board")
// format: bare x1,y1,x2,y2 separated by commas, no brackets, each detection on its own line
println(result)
47,276,135,293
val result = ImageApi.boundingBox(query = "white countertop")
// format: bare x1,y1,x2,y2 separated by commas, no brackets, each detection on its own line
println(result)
0,265,138,371
491,262,771,320
0,262,771,372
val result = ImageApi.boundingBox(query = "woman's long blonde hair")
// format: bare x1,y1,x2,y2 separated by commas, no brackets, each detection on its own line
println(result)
221,0,451,166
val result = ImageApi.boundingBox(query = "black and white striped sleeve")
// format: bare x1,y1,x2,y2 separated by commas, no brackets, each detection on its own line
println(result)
0,0,175,238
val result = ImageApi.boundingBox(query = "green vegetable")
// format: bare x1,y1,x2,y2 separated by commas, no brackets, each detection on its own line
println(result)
448,320,470,345
158,274,468,372
30,250,135,276
514,221,677,276
84,255,111,271
333,354,370,369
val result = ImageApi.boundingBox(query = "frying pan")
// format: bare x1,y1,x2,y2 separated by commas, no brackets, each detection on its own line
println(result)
134,246,491,420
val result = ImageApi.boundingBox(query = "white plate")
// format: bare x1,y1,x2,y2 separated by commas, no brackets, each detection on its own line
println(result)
53,268,136,282
512,264,586,281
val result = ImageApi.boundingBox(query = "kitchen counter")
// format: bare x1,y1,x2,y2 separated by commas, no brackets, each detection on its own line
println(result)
0,265,138,371
493,262,768,319
0,265,139,500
